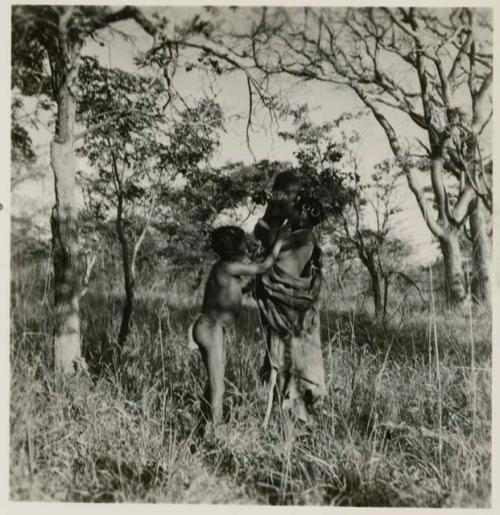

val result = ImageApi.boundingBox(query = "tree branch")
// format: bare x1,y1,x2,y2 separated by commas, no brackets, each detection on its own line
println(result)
352,84,402,157
80,252,97,299
450,185,476,225
404,163,445,239
245,76,257,162
381,8,420,41
90,6,157,38
74,110,127,141
472,70,493,132
448,29,473,88
130,194,157,282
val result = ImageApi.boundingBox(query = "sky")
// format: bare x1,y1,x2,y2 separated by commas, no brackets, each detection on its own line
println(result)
11,5,452,265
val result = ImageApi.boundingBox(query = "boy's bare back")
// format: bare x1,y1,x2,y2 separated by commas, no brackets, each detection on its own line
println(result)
201,261,244,326
200,223,289,327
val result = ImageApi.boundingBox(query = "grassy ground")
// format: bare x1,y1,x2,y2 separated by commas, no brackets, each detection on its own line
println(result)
9,261,491,505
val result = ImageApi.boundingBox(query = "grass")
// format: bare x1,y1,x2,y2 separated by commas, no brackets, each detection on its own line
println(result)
9,259,491,505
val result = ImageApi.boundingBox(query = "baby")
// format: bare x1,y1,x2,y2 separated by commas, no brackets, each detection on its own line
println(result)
254,170,324,275
189,223,289,430
254,170,302,250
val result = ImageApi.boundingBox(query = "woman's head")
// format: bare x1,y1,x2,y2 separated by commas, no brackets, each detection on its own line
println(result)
294,196,325,229
211,226,247,260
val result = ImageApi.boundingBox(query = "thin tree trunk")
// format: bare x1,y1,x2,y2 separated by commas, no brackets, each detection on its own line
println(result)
438,229,466,306
362,253,383,317
118,254,134,348
115,198,153,348
116,189,134,349
469,198,491,306
382,275,390,319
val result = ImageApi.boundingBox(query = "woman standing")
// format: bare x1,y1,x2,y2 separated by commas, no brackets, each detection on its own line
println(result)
254,173,326,433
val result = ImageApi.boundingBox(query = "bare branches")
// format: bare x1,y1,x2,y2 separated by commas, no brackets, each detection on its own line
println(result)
380,7,420,41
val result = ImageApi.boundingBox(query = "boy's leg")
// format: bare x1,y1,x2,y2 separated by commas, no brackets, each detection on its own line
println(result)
208,324,225,424
195,319,225,425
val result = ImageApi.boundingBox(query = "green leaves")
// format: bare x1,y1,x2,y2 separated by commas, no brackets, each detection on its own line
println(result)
11,98,36,166
161,99,223,178
75,54,228,271
279,108,357,219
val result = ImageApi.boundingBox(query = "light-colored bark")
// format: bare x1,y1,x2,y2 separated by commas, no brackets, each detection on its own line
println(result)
438,229,466,305
51,135,82,374
50,11,84,373
469,199,491,305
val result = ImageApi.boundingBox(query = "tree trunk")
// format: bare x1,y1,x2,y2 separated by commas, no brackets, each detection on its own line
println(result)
469,198,492,306
115,186,135,348
362,253,383,317
438,229,466,306
382,275,390,319
118,245,135,348
51,141,82,374
50,30,83,373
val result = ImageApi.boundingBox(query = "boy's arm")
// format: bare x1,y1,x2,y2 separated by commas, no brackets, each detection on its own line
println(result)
241,278,254,295
225,232,286,277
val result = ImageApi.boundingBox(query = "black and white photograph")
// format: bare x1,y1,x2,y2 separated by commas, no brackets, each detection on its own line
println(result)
6,0,496,508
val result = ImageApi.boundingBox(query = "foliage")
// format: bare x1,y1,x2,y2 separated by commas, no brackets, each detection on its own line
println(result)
279,108,359,219
11,97,36,167
76,55,225,258
155,160,290,268
280,107,413,315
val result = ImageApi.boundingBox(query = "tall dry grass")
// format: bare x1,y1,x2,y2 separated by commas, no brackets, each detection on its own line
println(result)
9,257,491,505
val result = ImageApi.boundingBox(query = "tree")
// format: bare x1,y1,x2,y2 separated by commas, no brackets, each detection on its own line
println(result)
157,159,288,283
208,6,492,306
340,160,413,318
11,97,36,171
281,108,410,317
12,5,160,374
77,55,225,348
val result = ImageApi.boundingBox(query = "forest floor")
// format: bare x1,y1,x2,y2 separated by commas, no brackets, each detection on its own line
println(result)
9,267,491,506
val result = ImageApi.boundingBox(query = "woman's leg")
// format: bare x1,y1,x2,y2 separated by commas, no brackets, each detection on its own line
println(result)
259,326,272,382
193,317,225,425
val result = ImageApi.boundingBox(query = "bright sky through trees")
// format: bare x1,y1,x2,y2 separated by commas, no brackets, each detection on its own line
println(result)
13,6,450,264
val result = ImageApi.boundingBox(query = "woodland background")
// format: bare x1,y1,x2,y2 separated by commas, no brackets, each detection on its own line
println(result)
10,5,492,506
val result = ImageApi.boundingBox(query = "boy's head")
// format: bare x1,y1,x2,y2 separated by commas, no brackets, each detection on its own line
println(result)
211,226,247,260
294,196,325,229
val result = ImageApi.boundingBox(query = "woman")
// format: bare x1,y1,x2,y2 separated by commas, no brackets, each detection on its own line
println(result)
254,179,326,431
